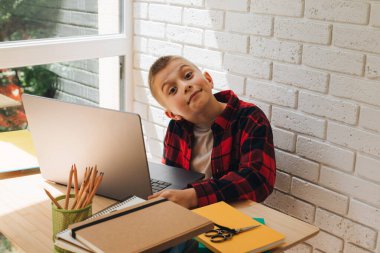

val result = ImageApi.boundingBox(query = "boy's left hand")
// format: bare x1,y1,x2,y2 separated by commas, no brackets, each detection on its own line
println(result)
148,188,198,209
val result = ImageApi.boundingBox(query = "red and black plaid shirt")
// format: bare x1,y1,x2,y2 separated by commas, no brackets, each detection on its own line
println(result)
162,90,276,207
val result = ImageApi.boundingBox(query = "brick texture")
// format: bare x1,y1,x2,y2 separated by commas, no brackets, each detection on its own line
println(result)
132,1,380,251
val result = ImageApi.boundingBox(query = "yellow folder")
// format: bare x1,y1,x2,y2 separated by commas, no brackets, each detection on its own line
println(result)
192,202,285,253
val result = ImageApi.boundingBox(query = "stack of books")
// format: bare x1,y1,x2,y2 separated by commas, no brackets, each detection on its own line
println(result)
55,196,213,253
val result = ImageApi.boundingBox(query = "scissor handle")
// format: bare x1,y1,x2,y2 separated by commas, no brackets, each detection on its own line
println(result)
205,229,230,237
205,229,220,237
210,233,233,243
205,229,233,242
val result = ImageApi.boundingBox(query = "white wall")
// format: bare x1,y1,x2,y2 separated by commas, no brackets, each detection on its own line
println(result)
132,1,380,252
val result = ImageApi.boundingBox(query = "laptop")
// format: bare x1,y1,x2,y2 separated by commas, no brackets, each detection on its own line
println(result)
22,94,204,201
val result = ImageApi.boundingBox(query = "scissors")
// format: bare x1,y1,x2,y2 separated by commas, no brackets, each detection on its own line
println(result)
205,223,261,243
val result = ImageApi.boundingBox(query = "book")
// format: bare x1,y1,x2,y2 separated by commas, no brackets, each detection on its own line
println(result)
192,201,285,253
55,195,146,253
68,197,214,253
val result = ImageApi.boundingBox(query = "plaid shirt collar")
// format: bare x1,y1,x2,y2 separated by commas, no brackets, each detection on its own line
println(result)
178,90,240,132
213,90,240,131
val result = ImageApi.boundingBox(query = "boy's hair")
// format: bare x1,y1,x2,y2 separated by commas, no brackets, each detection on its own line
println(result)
148,55,181,101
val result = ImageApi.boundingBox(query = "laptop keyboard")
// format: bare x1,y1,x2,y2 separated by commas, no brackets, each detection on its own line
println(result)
150,178,171,193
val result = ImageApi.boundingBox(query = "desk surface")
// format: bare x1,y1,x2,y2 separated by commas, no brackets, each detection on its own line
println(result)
0,171,319,253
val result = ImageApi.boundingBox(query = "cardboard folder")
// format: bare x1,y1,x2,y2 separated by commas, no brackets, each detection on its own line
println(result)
69,198,213,253
193,201,285,253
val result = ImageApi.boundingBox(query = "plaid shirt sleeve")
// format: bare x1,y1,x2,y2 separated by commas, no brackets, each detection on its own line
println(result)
191,107,276,207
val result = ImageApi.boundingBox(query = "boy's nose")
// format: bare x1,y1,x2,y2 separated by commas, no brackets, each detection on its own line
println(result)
184,83,193,93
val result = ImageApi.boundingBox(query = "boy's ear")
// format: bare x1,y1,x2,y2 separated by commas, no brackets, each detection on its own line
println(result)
203,71,214,89
165,110,183,121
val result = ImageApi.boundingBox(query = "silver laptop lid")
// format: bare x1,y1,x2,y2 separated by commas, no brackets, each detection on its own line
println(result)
22,94,152,200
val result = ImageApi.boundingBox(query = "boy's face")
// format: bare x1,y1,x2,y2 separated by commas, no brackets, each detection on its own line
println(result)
152,58,214,122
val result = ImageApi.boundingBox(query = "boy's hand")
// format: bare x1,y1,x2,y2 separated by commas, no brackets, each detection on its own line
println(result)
148,188,198,209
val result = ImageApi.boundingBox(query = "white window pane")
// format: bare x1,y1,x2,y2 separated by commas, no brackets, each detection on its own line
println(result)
0,56,120,132
0,0,122,43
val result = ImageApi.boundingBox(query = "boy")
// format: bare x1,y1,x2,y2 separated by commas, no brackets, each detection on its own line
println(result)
147,55,276,209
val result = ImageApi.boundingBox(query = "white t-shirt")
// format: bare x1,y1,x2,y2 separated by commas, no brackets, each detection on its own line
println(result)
190,125,213,179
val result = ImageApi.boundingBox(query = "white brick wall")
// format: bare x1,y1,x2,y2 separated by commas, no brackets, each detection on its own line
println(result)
331,74,380,106
224,54,271,79
297,136,354,172
246,80,297,107
250,36,302,64
291,178,348,215
275,149,320,183
334,26,380,54
205,0,248,11
284,243,312,253
166,24,203,45
274,18,332,45
251,0,303,17
327,122,380,157
183,8,224,29
225,12,272,36
148,4,182,23
273,63,329,93
264,190,315,223
320,166,380,208
356,154,380,184
346,243,373,253
299,91,359,125
205,30,248,53
315,208,377,250
303,45,365,76
272,107,325,138
366,55,380,80
149,4,182,23
305,0,369,25
132,1,380,251
275,170,291,193
205,69,245,95
134,20,165,39
371,3,380,27
148,39,182,56
348,199,380,230
307,230,343,252
184,46,223,68
272,127,296,152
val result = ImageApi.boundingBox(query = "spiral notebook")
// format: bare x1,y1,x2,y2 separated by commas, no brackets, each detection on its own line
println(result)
55,196,146,253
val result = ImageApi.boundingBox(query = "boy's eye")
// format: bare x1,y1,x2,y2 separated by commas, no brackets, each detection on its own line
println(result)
184,72,193,80
168,86,177,95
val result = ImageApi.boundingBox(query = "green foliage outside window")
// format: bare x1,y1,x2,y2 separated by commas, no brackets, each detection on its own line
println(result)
0,0,60,132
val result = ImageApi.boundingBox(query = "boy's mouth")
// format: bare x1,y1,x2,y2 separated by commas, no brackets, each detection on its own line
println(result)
187,89,202,104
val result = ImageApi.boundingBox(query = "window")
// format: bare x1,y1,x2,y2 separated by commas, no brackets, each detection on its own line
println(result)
0,0,132,133
0,0,123,42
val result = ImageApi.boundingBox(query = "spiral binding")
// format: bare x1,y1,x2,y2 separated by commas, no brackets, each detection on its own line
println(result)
56,196,139,237
90,196,138,218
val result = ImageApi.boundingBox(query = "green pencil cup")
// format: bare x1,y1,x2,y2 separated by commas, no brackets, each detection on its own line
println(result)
51,194,92,253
